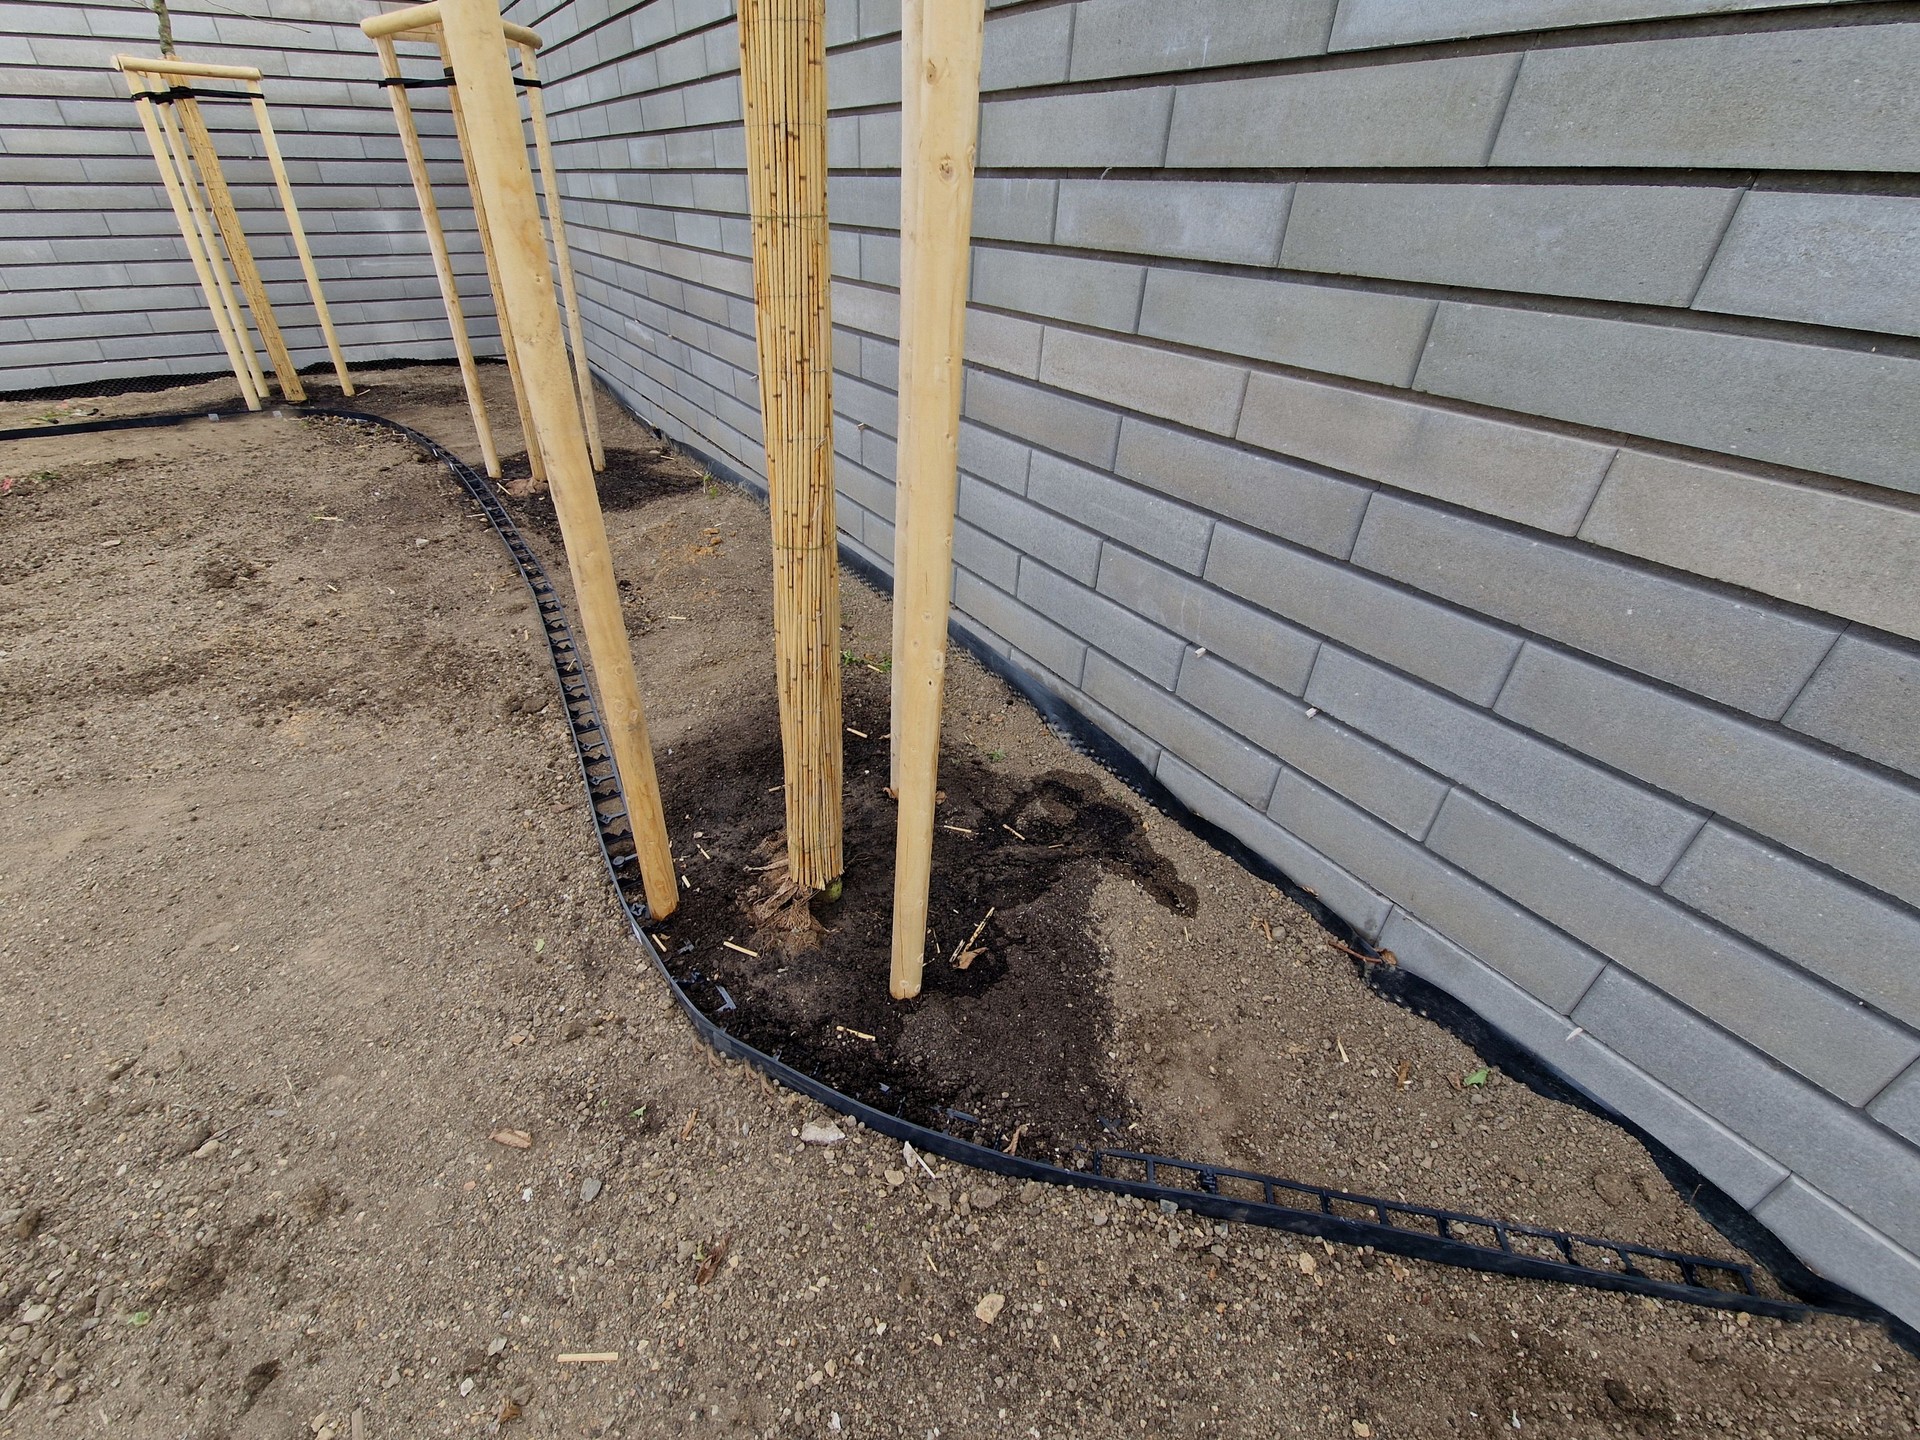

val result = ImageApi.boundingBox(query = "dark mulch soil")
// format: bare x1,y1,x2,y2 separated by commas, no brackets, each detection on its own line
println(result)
653,670,1196,1166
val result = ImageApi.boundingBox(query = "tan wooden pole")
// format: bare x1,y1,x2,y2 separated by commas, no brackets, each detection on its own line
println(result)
433,27,546,487
367,32,501,477
518,42,604,472
888,0,986,1000
247,81,354,396
436,0,679,919
153,89,268,402
888,0,922,794
736,0,844,892
119,66,261,410
174,93,306,402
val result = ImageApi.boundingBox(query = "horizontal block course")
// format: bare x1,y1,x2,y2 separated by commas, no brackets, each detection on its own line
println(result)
1495,644,1920,909
1026,452,1213,574
1351,493,1842,719
1307,648,1701,880
1082,651,1280,807
1054,179,1290,267
1416,302,1920,499
1018,562,1189,689
1236,371,1614,536
1138,268,1435,388
1281,181,1738,308
1096,547,1320,697
1694,190,1920,340
1038,328,1247,438
1069,0,1335,82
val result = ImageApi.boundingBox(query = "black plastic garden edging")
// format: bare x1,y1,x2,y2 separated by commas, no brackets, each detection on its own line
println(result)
5,399,1890,1333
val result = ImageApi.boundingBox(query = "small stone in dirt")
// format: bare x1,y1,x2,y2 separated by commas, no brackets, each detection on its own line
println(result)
580,1177,603,1204
192,1137,221,1159
49,1381,76,1407
1019,1181,1044,1206
928,1184,952,1212
562,1017,588,1042
970,1187,1002,1211
459,1377,476,1397
676,1239,698,1263
18,1303,51,1325
11,1206,41,1243
896,1276,917,1300
884,1169,906,1188
1158,1200,1178,1216
0,1375,20,1413
490,1128,534,1150
1593,1171,1631,1206
1297,1253,1318,1276
974,1293,1006,1325
800,1121,845,1147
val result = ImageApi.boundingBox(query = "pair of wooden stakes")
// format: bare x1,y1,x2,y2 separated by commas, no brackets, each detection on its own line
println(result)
735,0,990,1000
124,0,986,1000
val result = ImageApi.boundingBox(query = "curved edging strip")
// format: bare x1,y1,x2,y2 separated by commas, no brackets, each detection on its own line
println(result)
8,402,1888,1331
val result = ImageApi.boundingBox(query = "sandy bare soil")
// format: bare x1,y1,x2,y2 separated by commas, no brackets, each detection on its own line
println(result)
0,366,1914,1439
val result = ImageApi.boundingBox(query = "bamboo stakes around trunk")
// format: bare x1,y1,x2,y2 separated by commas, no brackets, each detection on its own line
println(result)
735,0,844,893
888,0,987,1000
431,0,679,920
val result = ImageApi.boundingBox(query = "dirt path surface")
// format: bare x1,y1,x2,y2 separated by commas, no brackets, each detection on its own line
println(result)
1,367,1914,1439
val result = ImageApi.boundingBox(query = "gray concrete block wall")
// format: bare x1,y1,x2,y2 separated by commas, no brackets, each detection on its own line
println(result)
0,0,502,391
20,0,1920,1329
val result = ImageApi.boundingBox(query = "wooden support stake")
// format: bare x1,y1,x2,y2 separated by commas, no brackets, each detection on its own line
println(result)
436,0,678,919
435,27,546,487
519,42,604,471
736,0,843,891
173,93,305,402
368,32,501,477
888,0,923,794
888,0,985,999
119,64,261,411
248,82,354,396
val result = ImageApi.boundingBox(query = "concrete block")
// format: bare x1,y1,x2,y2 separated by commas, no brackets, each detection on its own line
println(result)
971,178,1058,245
1081,652,1280,807
963,308,1045,380
1282,181,1738,307
1756,1179,1920,1333
1572,966,1920,1256
980,3,1072,90
1310,647,1702,879
1237,370,1614,536
828,174,899,232
1665,822,1920,1031
853,111,896,168
1492,25,1920,173
970,246,1145,332
962,370,1119,469
956,474,1102,585
1027,453,1212,574
1038,328,1247,437
1055,178,1290,266
1157,754,1393,941
1330,0,1820,50
858,0,901,39
1269,770,1606,1011
957,420,1032,493
832,279,898,339
1096,547,1320,697
826,36,898,109
1434,792,1919,1104
1415,301,1920,498
1784,631,1920,781
1138,268,1435,388
977,87,1174,169
1494,644,1920,910
1069,0,1334,81
955,517,1021,593
1351,494,1842,719
1018,563,1188,689
1115,419,1371,560
1167,53,1519,168
1209,527,1522,705
1694,190,1920,339
1383,912,1787,1208
1580,451,1920,645
952,569,1088,687
1870,1064,1920,1149
1179,651,1447,839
